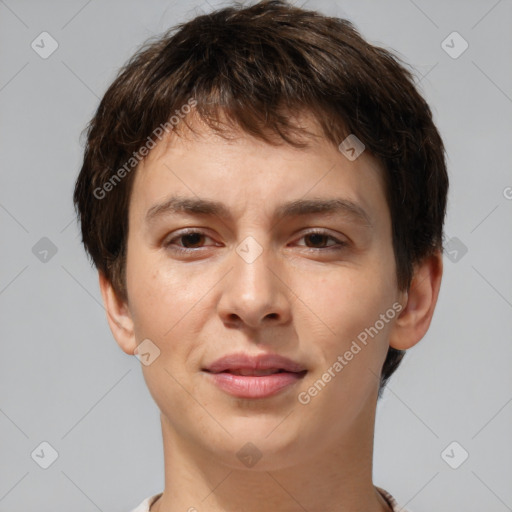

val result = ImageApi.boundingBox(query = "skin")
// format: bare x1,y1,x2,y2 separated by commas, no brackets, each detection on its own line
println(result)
99,112,443,512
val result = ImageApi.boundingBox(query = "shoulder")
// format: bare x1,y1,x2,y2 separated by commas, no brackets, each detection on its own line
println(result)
377,486,410,512
131,490,406,512
129,492,163,512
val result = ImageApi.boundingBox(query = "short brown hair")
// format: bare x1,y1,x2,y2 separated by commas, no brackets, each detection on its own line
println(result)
73,0,448,393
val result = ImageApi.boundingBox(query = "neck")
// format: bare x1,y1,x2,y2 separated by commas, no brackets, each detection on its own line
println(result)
151,391,391,512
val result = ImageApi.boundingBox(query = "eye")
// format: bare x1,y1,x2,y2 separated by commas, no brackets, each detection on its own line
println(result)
163,229,347,255
295,230,347,250
164,230,215,252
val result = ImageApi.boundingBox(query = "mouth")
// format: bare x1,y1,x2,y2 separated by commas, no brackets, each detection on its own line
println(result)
204,368,305,375
202,352,307,374
202,369,307,399
202,353,307,399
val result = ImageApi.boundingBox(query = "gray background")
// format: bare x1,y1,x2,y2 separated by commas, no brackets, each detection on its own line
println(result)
1,0,511,511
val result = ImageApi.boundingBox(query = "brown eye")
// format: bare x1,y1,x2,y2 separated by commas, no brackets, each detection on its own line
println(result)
304,233,331,248
296,230,346,250
164,230,215,253
178,232,206,248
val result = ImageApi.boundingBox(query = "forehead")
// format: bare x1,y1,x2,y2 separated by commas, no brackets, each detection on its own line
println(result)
129,112,388,228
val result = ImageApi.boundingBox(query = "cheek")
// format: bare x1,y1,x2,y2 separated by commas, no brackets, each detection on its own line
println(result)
293,267,397,415
126,247,218,367
126,265,162,336
295,262,395,350
125,246,181,340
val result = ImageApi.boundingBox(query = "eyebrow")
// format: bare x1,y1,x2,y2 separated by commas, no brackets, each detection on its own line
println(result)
145,195,372,228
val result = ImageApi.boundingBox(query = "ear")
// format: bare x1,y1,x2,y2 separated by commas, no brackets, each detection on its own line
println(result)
98,271,137,355
390,250,443,350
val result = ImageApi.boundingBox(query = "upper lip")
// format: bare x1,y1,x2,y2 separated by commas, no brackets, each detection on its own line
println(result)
203,353,307,374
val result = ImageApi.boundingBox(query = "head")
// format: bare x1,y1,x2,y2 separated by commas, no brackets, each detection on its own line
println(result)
74,0,447,465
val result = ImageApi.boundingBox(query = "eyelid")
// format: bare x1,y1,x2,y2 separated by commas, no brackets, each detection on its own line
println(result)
292,229,348,248
164,228,216,249
164,228,348,253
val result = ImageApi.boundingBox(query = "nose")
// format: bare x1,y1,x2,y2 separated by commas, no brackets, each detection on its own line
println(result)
217,238,292,330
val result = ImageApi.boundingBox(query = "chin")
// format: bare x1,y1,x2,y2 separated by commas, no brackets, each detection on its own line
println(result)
206,423,310,471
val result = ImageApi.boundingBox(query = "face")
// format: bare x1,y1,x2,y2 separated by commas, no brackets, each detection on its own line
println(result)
122,115,405,470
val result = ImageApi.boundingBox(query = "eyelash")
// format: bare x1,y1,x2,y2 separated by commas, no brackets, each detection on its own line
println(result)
163,229,347,254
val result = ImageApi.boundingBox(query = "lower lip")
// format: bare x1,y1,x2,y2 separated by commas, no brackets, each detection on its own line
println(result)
204,371,306,399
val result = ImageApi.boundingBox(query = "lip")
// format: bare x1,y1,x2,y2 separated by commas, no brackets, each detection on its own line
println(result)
203,353,306,374
202,353,307,399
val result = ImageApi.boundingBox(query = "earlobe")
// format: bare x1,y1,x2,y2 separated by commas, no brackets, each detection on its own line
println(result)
389,250,443,351
98,272,137,355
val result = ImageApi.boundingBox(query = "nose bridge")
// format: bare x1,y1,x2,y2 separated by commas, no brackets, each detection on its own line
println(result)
218,234,290,328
